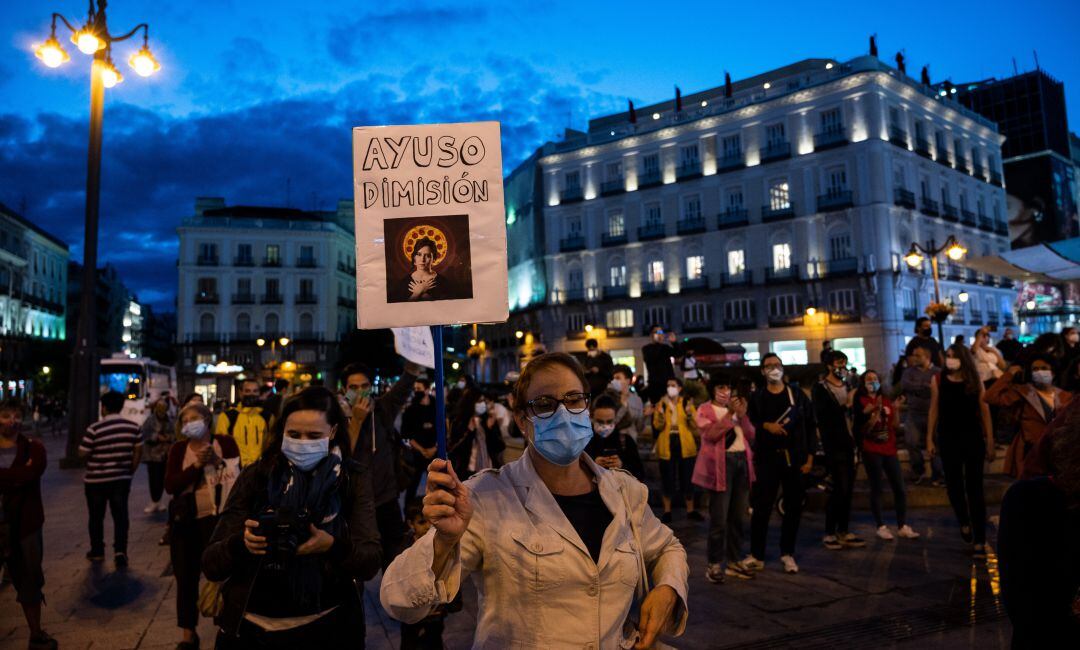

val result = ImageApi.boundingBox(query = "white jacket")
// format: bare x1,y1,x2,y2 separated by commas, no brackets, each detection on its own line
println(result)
380,451,689,649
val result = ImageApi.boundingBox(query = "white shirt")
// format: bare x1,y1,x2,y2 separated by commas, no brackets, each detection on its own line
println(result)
973,345,1004,383
380,452,689,649
709,404,745,452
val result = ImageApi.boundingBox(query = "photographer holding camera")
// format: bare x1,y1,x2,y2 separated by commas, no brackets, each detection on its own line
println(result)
202,387,382,648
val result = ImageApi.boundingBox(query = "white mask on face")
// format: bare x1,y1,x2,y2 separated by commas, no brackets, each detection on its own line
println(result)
765,368,784,383
474,401,488,416
945,358,961,371
610,379,624,393
666,386,680,399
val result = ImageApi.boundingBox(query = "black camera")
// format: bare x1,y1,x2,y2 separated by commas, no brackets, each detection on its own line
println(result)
256,506,311,570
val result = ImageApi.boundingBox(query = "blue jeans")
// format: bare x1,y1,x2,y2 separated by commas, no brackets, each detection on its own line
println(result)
706,453,751,564
904,419,943,480
863,452,907,527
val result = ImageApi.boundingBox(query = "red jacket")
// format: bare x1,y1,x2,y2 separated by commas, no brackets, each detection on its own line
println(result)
855,394,898,457
0,434,47,539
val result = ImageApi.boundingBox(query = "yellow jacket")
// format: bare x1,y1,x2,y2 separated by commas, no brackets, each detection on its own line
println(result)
215,406,268,467
652,397,698,459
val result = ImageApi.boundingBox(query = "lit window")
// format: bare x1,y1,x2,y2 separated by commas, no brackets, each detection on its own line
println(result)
647,260,665,284
686,255,705,280
769,180,791,210
607,210,625,237
772,243,791,270
770,339,808,366
727,250,745,276
606,309,634,329
609,264,626,287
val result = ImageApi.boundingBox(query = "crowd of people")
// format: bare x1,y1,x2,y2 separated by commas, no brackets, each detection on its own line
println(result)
1,320,1078,648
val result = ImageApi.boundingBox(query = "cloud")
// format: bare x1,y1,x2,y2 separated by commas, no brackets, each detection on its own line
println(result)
326,5,489,65
0,57,619,311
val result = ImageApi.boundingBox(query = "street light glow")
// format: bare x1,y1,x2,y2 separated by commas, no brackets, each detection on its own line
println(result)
904,250,924,268
945,242,967,261
584,324,594,333
278,337,290,347
73,29,105,55
805,306,817,316
100,60,123,88
256,338,266,347
958,291,969,303
515,330,524,339
42,366,51,375
451,362,460,370
34,35,70,68
129,45,160,77
1025,300,1036,310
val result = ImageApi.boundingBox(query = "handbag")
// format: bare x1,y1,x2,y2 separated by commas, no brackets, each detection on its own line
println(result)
197,579,224,617
619,485,678,650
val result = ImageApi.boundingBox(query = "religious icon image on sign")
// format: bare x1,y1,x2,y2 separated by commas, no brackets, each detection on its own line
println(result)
384,214,474,303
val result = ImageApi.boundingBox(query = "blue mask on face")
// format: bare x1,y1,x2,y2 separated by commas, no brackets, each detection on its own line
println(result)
530,405,593,466
281,436,329,471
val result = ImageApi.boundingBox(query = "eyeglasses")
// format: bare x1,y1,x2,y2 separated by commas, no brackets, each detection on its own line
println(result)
526,392,591,419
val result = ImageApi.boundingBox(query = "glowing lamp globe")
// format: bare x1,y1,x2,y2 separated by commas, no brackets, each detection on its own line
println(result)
129,46,160,77
73,29,104,55
35,36,70,68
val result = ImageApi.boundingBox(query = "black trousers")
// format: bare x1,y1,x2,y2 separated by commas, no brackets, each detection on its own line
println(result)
170,515,218,630
85,479,131,554
215,605,357,649
941,440,987,544
750,459,805,559
376,499,405,570
146,461,166,503
401,617,446,650
825,451,856,536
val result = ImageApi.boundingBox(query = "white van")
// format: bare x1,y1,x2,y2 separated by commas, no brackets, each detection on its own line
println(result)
99,355,178,425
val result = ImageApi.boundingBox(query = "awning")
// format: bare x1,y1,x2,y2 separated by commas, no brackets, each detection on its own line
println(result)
964,237,1080,283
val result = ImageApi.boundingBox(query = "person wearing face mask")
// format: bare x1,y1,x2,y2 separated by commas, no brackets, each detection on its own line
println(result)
985,353,1073,479
642,326,683,404
401,377,438,506
0,399,58,650
746,354,816,574
448,391,503,480
970,326,1006,387
583,338,615,400
853,371,919,541
904,317,945,368
899,346,944,486
164,403,240,650
652,378,702,523
928,345,995,558
380,353,689,648
811,351,865,551
585,394,645,480
693,376,756,584
995,327,1023,363
140,399,174,514
203,387,382,648
215,378,269,467
609,365,644,442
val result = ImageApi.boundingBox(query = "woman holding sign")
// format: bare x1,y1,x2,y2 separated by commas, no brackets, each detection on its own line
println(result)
380,352,689,648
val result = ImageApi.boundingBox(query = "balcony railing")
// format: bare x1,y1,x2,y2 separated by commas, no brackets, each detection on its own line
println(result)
888,125,908,148
976,215,993,232
914,137,932,158
637,222,666,241
724,317,757,331
942,203,959,222
638,170,662,188
232,293,255,305
191,332,220,343
261,293,284,304
768,314,805,328
233,256,255,267
955,159,970,174
961,209,977,227
640,281,666,296
829,311,861,324
762,204,795,222
994,221,1009,236
676,216,706,235
936,151,952,167
337,262,356,275
605,326,634,338
682,276,710,291
814,126,848,150
563,287,586,303
600,177,625,196
559,235,586,252
676,160,702,180
894,188,916,208
969,312,983,325
296,293,318,305
195,292,219,304
824,257,859,277
601,231,627,247
717,208,749,229
972,163,985,180
761,140,792,163
719,270,752,287
765,266,800,282
920,197,939,216
296,258,317,268
717,154,744,173
987,313,1000,326
262,258,281,267
817,190,853,212
989,170,1003,187
560,186,584,203
603,285,629,299
682,320,713,333
196,255,219,266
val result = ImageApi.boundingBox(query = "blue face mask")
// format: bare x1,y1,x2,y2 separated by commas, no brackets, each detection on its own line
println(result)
866,381,881,393
281,436,329,471
530,405,593,466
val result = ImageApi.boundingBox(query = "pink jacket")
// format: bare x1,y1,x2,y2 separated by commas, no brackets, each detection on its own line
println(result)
692,403,755,492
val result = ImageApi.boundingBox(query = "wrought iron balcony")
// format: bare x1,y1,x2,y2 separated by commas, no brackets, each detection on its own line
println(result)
824,257,859,277
765,266,800,282
894,188,916,208
814,126,848,150
717,208,749,229
231,293,255,305
676,216,706,235
682,320,713,333
768,314,805,328
936,150,952,167
994,221,1009,236
563,287,586,303
195,292,219,304
762,203,795,222
817,190,853,212
920,197,939,216
829,310,861,324
233,256,255,267
559,235,587,252
888,125,908,148
638,170,662,189
989,170,1003,187
978,215,994,232
637,222,666,241
296,293,318,305
640,281,666,296
560,186,584,203
760,140,791,163
603,285,629,299
600,178,625,196
724,317,757,331
261,293,284,304
682,276,710,291
961,209,977,227
601,231,627,247
262,258,281,267
676,160,702,180
942,203,959,222
196,255,218,266
719,270,752,287
717,154,744,173
914,137,932,158
955,160,970,174
296,258,317,268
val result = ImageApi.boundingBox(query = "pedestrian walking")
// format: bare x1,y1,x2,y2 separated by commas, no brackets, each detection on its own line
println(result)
905,317,945,367
641,326,682,404
215,379,269,467
900,346,944,485
165,403,240,650
927,344,995,557
585,393,645,480
693,375,755,584
853,371,919,541
746,354,816,574
78,390,142,568
140,400,173,514
971,327,1006,388
652,378,702,523
812,351,865,551
582,338,614,400
995,327,1023,364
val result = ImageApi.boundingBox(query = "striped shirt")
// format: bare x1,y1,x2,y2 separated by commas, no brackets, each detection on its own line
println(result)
80,414,142,484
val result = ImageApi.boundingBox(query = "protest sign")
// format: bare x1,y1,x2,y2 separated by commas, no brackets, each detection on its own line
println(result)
352,122,509,329
391,326,435,368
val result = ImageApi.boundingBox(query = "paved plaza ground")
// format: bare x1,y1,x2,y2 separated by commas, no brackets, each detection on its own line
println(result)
1,430,1013,649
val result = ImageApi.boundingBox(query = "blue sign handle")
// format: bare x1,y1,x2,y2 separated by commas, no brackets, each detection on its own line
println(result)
431,325,448,460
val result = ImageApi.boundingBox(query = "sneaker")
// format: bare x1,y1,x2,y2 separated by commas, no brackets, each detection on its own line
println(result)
115,552,129,569
876,525,895,541
156,501,168,513
823,535,844,550
687,510,705,522
705,563,725,584
742,555,765,571
780,554,799,574
28,631,58,650
840,533,867,548
897,525,921,539
960,525,973,544
143,501,159,514
725,562,754,580
86,550,105,562
660,512,672,524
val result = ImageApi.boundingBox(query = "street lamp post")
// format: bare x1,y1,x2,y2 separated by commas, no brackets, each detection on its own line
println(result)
904,236,967,343
32,1,161,464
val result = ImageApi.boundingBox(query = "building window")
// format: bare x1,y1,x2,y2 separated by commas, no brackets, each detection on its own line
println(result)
237,277,252,295
903,288,917,311
642,154,659,175
645,203,662,226
198,242,217,262
893,166,906,189
299,313,314,336
727,249,745,276
643,306,669,329
724,299,753,321
959,191,968,212
954,138,964,161
564,170,580,190
236,313,251,336
199,313,215,335
680,145,700,166
265,313,279,334
647,260,665,284
609,264,626,287
197,278,216,298
686,255,705,280
564,214,582,236
829,233,852,260
606,161,622,180
820,108,843,133
772,243,791,271
726,188,744,208
920,177,931,199
607,210,625,236
770,340,808,366
606,309,633,329
766,122,786,146
265,244,280,265
683,302,710,325
888,106,901,129
265,278,280,298
299,278,315,298
567,313,587,332
236,243,253,263
826,167,847,194
298,245,315,265
722,134,741,158
682,195,702,220
977,196,986,217
828,289,857,312
769,294,799,317
935,131,947,155
769,180,790,210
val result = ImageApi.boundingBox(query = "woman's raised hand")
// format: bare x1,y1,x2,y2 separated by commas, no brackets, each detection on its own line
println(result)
423,458,473,543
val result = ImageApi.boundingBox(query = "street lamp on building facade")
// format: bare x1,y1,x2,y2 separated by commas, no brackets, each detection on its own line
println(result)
32,1,161,464
904,236,967,342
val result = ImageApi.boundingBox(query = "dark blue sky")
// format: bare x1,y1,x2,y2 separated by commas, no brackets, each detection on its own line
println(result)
5,0,1079,310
